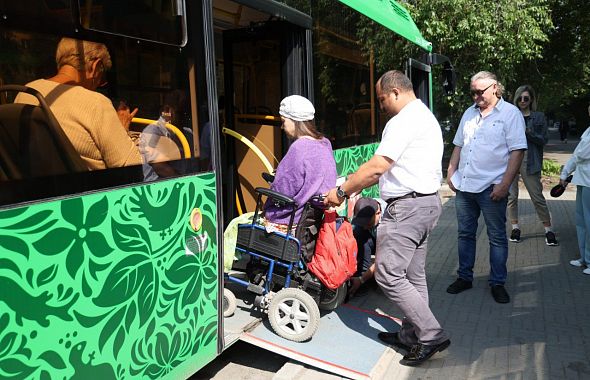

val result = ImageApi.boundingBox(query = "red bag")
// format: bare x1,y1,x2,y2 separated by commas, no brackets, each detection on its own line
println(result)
307,210,358,289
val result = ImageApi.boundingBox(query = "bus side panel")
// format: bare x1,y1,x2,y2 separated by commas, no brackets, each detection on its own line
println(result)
333,142,379,198
0,174,218,379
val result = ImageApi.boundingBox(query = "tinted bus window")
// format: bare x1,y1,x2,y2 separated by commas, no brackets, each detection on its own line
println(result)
78,0,187,46
0,30,208,207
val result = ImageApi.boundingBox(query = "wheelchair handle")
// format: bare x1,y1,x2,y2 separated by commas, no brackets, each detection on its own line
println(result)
255,187,296,207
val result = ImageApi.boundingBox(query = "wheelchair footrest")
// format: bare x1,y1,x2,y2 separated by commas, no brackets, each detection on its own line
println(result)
247,283,265,295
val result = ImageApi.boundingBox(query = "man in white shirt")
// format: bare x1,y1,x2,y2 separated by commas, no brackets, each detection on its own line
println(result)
325,70,449,366
446,71,527,304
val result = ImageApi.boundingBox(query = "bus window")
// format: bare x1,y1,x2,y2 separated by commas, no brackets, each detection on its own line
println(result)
0,29,208,206
77,0,187,46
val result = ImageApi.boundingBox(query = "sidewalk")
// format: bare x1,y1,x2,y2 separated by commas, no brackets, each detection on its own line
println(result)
277,133,590,379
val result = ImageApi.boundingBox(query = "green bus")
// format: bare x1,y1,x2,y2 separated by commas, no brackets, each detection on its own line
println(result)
0,1,450,378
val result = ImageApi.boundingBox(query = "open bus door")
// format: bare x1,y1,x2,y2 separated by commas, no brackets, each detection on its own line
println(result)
214,1,312,221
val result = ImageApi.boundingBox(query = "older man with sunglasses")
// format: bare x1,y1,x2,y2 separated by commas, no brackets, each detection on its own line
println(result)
446,71,527,304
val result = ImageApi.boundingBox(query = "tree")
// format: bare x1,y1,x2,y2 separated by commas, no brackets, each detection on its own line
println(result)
355,0,554,126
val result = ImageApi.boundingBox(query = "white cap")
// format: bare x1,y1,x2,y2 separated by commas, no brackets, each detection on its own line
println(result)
279,95,315,122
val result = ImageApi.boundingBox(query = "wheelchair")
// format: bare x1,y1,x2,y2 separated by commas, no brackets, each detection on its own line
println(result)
224,186,348,342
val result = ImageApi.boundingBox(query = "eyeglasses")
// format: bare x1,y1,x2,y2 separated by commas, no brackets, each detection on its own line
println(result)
518,96,530,102
470,83,495,97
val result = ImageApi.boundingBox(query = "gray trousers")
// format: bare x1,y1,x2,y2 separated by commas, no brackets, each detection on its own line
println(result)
375,194,448,346
507,155,551,224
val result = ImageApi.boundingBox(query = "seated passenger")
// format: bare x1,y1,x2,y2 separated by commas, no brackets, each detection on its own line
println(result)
15,37,141,170
139,105,182,181
263,95,337,232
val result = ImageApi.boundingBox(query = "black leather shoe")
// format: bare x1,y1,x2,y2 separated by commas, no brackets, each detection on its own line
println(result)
378,332,411,351
446,278,472,294
491,285,510,303
400,339,451,366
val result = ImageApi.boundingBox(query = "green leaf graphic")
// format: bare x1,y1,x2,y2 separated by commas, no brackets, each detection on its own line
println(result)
38,350,66,369
93,255,149,307
61,197,83,227
2,210,51,230
0,358,37,379
0,236,29,259
36,265,58,287
99,307,125,353
85,196,109,228
112,220,151,255
66,241,84,279
85,231,113,257
33,228,75,256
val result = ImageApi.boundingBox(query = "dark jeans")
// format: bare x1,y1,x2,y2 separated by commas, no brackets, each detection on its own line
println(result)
455,187,508,286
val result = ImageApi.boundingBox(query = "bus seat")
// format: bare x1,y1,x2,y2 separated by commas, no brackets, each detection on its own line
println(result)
0,85,87,180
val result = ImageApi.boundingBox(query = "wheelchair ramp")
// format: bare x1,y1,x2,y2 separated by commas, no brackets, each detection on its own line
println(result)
239,304,401,380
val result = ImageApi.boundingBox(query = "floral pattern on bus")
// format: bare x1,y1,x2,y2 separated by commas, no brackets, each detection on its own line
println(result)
0,173,218,380
334,143,379,198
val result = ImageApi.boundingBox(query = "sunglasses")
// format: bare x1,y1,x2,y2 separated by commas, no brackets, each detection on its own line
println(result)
518,96,530,102
470,83,495,97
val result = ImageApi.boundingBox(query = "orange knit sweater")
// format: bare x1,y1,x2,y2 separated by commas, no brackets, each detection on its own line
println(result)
15,79,142,170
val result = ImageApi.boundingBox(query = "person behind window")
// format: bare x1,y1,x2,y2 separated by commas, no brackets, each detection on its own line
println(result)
15,37,141,170
263,95,337,232
139,104,183,181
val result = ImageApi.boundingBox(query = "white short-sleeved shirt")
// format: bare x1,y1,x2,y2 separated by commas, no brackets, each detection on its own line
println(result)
375,99,443,199
450,98,527,193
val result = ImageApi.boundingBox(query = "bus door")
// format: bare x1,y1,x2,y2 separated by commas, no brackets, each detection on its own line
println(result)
406,57,432,109
212,0,312,219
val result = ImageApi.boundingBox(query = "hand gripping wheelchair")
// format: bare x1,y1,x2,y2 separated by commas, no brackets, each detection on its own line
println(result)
224,187,348,342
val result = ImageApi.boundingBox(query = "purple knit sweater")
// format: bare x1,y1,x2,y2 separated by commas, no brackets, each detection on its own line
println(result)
264,137,337,224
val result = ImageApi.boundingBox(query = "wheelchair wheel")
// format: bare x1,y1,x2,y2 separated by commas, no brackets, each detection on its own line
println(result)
223,288,237,317
319,282,348,311
268,288,320,342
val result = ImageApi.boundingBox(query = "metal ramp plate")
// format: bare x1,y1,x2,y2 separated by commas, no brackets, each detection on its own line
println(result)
239,304,401,380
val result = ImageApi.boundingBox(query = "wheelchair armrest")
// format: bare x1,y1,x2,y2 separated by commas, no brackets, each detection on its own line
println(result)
255,187,296,207
262,172,275,184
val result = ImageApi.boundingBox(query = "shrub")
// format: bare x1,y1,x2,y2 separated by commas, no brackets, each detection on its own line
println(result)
542,159,561,176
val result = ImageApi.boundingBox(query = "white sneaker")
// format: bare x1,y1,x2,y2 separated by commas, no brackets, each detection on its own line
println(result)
583,268,590,275
570,259,584,267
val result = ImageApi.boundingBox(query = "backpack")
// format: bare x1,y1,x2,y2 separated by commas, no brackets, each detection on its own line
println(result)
307,210,358,290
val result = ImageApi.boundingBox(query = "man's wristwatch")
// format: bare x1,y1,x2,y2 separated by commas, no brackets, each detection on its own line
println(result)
336,185,349,200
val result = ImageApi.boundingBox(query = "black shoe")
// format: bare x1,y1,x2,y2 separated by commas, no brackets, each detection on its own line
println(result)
491,285,510,303
378,332,411,351
400,339,451,366
446,278,473,294
509,228,521,243
545,231,559,246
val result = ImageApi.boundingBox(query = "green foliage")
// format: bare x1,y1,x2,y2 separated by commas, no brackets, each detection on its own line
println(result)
542,159,561,176
354,0,555,125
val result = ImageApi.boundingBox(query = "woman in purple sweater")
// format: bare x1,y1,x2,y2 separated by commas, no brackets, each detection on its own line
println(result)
264,95,337,227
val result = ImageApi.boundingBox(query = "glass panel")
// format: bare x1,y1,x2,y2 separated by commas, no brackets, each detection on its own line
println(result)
311,2,379,149
0,28,209,206
78,0,186,46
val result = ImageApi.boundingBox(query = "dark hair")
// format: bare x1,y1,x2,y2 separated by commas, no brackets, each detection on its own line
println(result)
378,70,413,94
292,119,323,140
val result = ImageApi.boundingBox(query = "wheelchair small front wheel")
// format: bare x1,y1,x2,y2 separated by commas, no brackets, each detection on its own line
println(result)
268,288,320,342
223,288,237,317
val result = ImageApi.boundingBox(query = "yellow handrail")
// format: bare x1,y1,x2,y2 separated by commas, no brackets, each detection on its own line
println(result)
132,118,192,159
222,127,274,173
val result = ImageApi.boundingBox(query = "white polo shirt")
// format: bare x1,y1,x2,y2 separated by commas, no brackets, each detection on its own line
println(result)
375,99,443,199
451,98,527,193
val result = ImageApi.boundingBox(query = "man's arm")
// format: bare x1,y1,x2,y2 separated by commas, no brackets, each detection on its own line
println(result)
324,154,393,206
490,149,525,201
446,146,462,192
